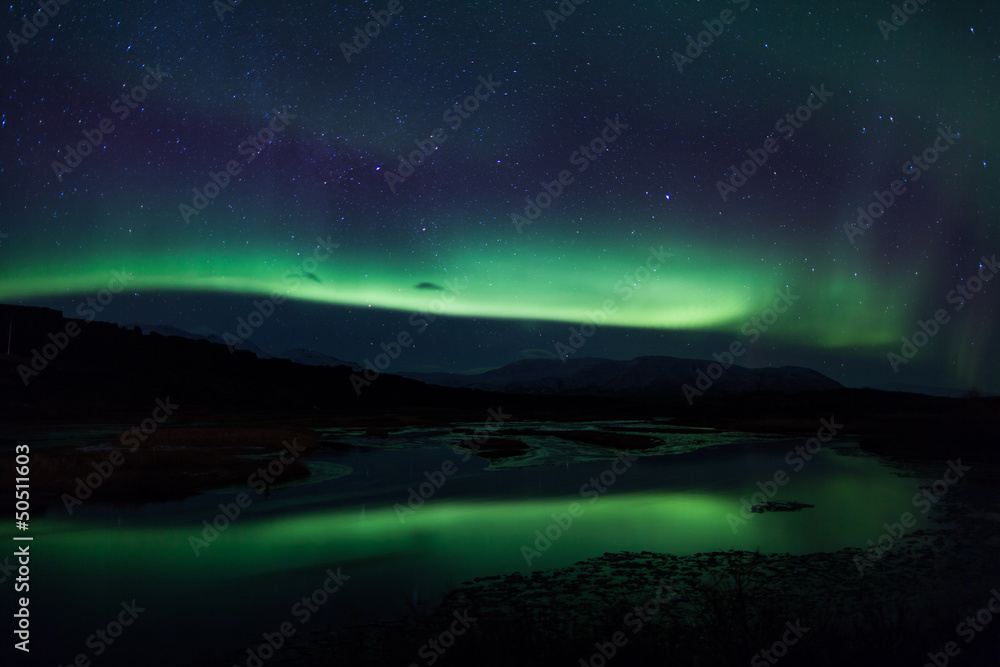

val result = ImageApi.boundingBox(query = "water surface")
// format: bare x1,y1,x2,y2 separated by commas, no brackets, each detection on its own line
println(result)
3,422,924,666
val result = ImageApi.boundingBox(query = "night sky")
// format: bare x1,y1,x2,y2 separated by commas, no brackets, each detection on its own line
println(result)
1,0,997,394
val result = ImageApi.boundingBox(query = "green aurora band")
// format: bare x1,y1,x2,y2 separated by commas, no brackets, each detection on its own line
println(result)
0,237,914,349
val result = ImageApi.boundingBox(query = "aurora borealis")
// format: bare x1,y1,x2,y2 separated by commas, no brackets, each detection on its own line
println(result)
2,0,998,393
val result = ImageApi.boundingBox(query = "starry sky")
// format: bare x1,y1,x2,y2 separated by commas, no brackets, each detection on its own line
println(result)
1,0,997,394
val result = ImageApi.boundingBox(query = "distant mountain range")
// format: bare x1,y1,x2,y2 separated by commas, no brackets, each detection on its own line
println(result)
400,355,843,402
3,303,998,464
110,325,975,403
129,327,842,402
0,304,649,424
128,324,360,371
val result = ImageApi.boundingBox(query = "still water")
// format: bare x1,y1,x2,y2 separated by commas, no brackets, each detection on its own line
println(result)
3,422,924,666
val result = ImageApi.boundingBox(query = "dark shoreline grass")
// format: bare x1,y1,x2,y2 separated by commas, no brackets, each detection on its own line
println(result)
272,544,1000,667
2,426,319,506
